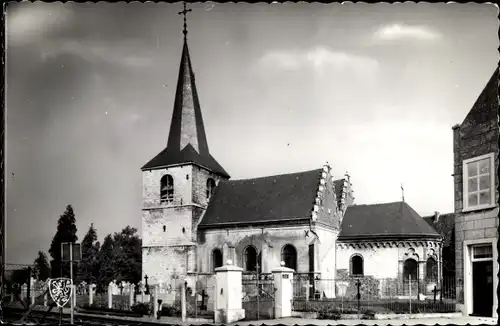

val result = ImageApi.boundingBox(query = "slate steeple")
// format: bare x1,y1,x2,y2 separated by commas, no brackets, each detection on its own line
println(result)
142,4,229,178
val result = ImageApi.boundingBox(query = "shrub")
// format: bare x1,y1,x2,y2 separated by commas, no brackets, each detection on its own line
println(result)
317,311,341,320
131,302,151,316
160,300,181,317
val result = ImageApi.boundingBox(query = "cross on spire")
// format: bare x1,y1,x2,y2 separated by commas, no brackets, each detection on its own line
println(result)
178,2,192,41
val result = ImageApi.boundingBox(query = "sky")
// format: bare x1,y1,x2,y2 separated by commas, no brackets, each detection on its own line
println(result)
5,2,499,264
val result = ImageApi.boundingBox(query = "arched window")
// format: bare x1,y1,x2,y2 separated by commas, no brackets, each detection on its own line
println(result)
212,249,223,271
350,254,364,276
160,174,174,203
243,246,258,272
281,244,297,271
426,257,438,282
206,178,216,199
403,258,418,281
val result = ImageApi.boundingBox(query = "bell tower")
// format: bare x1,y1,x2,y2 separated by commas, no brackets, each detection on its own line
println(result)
141,3,230,286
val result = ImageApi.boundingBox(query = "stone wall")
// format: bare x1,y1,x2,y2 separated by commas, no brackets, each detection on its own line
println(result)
142,245,196,286
141,164,222,286
142,166,193,204
336,241,442,281
336,245,400,278
454,208,499,283
197,224,337,275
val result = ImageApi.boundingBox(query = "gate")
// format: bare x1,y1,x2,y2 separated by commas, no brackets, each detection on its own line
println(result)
242,273,275,321
186,273,215,320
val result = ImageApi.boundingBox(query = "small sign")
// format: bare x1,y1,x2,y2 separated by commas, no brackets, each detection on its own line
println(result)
48,278,73,308
61,242,82,262
283,274,289,279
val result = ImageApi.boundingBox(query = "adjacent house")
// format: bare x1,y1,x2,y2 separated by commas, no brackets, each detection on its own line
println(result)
452,68,499,318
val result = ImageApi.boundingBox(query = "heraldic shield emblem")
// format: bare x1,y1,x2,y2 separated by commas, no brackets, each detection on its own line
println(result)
48,278,73,308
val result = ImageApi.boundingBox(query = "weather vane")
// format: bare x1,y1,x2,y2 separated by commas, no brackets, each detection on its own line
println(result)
178,2,192,40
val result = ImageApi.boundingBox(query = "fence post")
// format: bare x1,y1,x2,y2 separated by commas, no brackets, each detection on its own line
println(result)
107,283,113,309
26,267,32,305
214,260,245,324
153,285,159,318
89,284,94,306
181,281,187,321
272,262,294,318
409,275,412,315
355,279,361,317
129,284,135,308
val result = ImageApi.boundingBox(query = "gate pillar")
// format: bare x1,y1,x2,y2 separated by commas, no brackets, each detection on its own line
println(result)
272,262,294,318
214,260,245,323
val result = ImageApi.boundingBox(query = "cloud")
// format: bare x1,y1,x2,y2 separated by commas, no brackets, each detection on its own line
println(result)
7,3,74,46
259,46,379,74
39,39,153,67
373,23,441,41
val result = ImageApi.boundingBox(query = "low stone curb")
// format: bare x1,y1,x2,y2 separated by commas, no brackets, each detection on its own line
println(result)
374,312,463,320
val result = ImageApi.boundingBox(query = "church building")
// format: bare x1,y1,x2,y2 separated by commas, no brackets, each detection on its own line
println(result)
140,11,444,298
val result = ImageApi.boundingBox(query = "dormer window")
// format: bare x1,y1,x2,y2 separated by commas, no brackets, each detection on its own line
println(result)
160,174,174,204
206,178,216,199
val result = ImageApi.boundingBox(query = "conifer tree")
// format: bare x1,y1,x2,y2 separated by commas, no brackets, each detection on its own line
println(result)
33,251,51,281
48,205,78,278
77,223,99,284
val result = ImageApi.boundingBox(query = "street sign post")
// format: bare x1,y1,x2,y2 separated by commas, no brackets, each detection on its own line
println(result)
61,242,81,325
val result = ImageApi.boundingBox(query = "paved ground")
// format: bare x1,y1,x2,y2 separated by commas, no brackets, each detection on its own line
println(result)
228,316,498,325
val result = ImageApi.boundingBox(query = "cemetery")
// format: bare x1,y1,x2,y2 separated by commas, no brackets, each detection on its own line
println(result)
1,259,463,325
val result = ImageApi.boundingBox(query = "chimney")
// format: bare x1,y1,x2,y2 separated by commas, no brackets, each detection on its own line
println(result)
434,211,440,223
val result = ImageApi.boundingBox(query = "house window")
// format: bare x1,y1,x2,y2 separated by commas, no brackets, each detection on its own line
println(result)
160,174,174,203
206,178,216,199
473,245,493,260
463,153,495,211
350,254,364,276
212,249,223,271
281,244,297,271
426,257,438,282
243,246,258,272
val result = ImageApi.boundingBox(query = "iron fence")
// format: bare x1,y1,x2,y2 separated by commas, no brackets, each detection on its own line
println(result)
186,273,215,319
242,272,275,320
292,275,461,315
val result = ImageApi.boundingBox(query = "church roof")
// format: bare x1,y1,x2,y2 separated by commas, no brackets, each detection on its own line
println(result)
338,201,441,241
141,40,229,178
198,169,323,228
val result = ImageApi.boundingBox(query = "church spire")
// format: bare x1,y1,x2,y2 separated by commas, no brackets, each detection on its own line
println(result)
142,3,229,178
166,31,209,155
